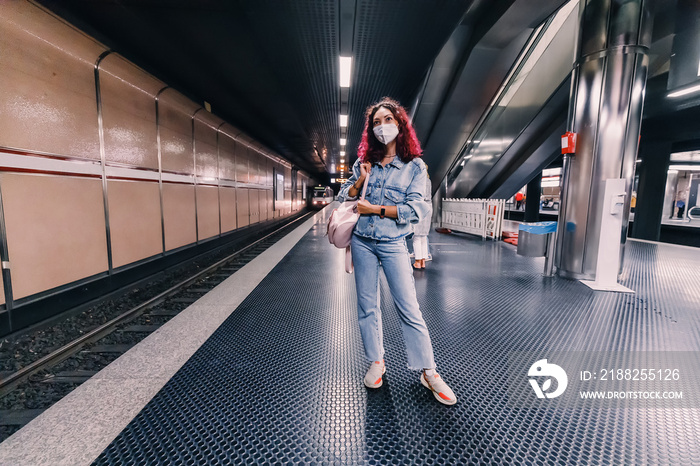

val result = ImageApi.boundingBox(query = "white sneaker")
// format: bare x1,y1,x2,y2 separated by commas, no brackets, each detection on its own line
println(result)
364,360,385,388
421,371,457,405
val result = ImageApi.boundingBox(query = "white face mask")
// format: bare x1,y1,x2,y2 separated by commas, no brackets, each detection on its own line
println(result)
373,124,399,145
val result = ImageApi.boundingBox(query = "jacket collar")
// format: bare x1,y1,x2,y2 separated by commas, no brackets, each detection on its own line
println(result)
373,155,406,169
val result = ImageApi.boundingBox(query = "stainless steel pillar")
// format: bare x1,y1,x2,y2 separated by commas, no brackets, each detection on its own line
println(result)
556,0,653,280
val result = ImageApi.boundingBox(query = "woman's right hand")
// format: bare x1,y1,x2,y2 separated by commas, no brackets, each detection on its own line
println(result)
359,162,372,181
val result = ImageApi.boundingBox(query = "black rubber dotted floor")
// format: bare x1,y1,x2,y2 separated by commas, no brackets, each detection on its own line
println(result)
94,211,700,465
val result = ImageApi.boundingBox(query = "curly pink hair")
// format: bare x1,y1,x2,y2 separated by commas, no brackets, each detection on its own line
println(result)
357,97,423,164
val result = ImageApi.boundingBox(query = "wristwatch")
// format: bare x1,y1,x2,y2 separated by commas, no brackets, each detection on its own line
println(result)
380,206,386,219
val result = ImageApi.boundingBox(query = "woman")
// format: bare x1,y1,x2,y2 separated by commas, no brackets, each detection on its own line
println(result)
337,98,456,405
412,169,432,270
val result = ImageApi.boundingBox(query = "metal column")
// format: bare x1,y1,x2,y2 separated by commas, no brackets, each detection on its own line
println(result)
524,173,542,223
631,139,672,241
556,0,653,280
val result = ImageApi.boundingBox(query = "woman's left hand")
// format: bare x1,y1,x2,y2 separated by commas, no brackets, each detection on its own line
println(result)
357,199,375,215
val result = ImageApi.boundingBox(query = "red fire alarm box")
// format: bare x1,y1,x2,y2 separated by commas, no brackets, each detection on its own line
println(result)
561,131,577,154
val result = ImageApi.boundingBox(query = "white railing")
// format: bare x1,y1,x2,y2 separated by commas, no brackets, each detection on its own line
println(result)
441,198,505,240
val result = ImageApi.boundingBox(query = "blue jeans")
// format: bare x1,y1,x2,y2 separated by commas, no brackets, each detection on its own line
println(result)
351,234,436,370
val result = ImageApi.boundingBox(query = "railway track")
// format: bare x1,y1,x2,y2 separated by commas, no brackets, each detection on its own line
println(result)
0,211,316,439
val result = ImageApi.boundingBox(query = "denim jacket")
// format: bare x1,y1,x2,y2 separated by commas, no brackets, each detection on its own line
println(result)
337,156,430,241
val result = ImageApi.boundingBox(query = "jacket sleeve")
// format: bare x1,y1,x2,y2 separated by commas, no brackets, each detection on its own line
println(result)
337,160,361,203
396,160,429,225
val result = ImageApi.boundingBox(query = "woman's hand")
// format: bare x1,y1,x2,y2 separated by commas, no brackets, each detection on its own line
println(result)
356,199,376,215
359,162,372,179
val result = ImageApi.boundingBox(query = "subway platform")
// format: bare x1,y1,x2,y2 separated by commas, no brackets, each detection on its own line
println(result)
1,205,699,465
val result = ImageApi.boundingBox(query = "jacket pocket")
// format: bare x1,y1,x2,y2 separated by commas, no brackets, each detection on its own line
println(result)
384,187,406,205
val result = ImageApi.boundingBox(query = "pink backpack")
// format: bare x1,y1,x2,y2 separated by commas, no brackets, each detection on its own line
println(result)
327,176,369,273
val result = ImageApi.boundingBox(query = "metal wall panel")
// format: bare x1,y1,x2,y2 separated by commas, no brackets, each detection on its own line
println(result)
285,166,293,214
194,112,221,180
0,173,108,300
237,188,250,228
218,131,237,181
267,190,274,219
99,54,164,169
158,89,197,175
249,153,260,185
108,180,162,268
237,146,250,183
266,158,274,186
0,2,105,159
259,188,268,221
162,183,196,251
220,187,237,233
249,189,260,224
196,185,220,240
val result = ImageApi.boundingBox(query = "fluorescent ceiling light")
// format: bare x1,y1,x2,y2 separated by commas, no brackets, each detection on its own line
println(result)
669,164,700,171
340,151,345,157
340,159,345,164
340,114,348,127
668,83,700,98
339,56,352,88
340,138,346,146
671,151,700,162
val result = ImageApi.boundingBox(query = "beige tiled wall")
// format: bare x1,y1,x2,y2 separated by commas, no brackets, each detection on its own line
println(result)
196,185,220,240
218,132,237,181
194,112,222,180
108,180,163,268
259,189,269,221
99,54,164,169
237,188,250,228
0,173,108,299
159,89,197,174
237,146,250,183
249,189,260,225
220,187,237,233
0,2,308,315
267,191,274,219
249,154,260,184
0,3,104,159
163,183,196,250
266,159,274,186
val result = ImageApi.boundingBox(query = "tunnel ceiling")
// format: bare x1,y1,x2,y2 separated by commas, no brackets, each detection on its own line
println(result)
36,0,476,182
